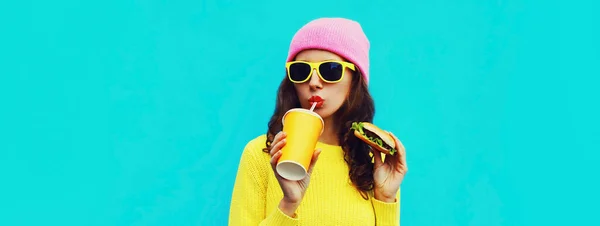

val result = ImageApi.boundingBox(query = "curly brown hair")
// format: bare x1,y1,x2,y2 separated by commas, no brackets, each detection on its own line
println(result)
261,67,376,199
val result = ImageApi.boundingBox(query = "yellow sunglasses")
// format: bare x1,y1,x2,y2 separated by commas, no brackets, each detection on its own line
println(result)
285,60,356,83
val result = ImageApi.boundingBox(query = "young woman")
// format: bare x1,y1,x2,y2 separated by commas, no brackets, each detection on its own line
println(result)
229,17,408,226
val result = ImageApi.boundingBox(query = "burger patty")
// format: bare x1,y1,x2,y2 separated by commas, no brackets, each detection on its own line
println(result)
363,129,394,151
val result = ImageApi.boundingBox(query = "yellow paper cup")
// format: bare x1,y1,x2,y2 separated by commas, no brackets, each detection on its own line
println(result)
276,108,324,181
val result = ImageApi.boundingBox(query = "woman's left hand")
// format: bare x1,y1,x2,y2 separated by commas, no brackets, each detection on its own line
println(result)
372,131,408,203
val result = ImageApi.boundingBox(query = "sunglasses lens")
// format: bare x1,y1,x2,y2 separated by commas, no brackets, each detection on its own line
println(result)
289,63,311,82
319,62,344,82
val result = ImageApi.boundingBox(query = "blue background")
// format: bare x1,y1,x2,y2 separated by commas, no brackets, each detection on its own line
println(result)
1,0,598,225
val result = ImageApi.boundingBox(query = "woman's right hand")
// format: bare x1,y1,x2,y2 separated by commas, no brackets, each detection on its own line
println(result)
269,131,322,217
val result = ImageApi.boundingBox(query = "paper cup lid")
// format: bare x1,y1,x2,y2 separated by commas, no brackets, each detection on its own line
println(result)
281,108,325,135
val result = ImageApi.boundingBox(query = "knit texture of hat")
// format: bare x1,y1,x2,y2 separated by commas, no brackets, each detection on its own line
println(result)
286,17,371,84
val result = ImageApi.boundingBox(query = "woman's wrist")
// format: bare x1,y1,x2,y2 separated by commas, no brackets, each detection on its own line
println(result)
278,199,300,217
374,190,396,203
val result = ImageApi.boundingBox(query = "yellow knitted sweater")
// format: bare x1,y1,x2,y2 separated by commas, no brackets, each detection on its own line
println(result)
229,134,401,226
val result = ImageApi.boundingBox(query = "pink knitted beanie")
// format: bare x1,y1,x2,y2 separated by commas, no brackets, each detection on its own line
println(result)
286,17,371,85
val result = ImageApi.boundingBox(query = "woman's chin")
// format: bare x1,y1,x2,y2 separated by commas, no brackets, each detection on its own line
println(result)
299,104,334,119
313,108,334,119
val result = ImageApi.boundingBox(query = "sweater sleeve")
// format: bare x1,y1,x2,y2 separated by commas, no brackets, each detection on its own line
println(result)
371,188,401,226
228,136,299,226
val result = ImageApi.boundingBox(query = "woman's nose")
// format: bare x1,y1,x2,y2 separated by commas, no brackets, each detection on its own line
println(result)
308,69,323,89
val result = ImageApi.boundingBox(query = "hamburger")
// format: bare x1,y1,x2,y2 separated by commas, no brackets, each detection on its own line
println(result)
351,122,397,156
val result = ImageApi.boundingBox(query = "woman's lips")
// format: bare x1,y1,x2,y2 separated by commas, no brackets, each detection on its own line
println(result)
310,101,324,108
309,96,323,102
308,96,324,108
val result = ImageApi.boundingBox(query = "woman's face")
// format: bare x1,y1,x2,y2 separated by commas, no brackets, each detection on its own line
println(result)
293,49,354,119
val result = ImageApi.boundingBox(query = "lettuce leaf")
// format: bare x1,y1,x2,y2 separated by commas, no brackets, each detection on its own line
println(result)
369,136,383,146
389,147,397,155
351,122,364,134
